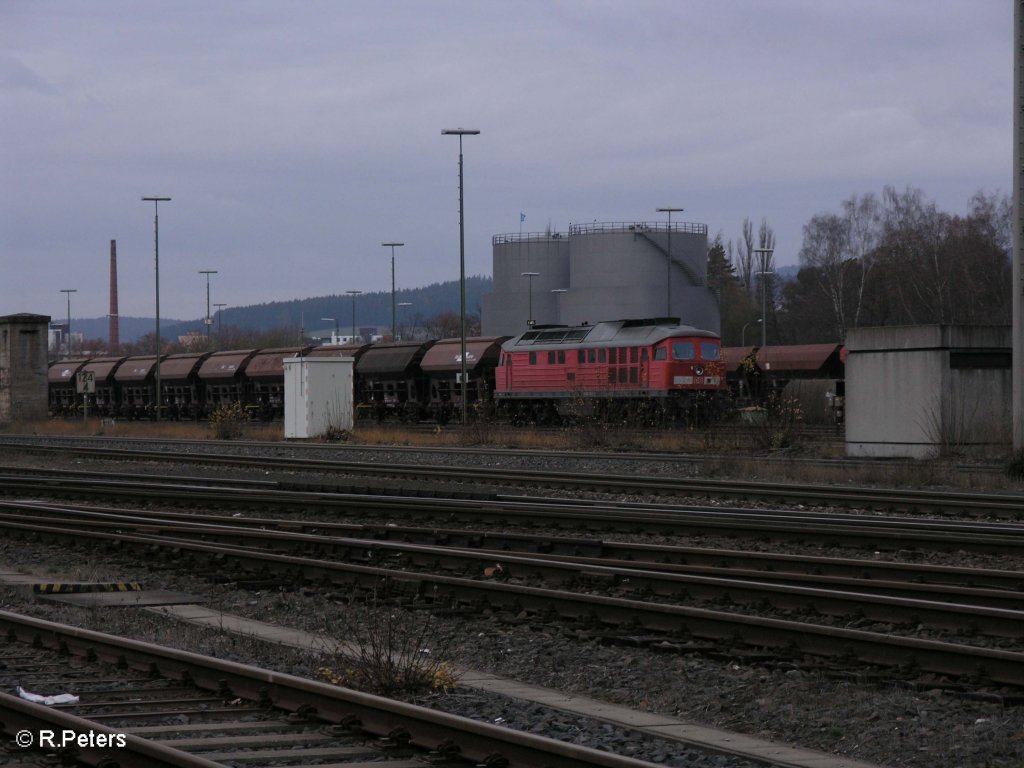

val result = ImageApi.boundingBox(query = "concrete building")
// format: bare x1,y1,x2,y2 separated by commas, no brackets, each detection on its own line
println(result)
845,325,1011,458
482,221,720,336
0,313,51,423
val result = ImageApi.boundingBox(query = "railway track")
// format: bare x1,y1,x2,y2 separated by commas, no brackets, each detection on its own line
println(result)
8,497,1024,595
3,490,1024,688
0,609,674,768
0,436,1015,516
3,466,1024,555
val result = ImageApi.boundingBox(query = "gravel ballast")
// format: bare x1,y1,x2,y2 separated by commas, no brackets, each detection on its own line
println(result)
0,440,1022,767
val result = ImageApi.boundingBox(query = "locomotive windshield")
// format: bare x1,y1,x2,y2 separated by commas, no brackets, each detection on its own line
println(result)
700,342,721,360
671,342,695,360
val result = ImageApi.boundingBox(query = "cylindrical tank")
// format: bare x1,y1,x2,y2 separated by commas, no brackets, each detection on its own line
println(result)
483,222,720,336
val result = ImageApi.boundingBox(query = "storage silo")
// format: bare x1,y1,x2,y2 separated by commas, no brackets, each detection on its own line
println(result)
482,221,720,336
482,233,570,334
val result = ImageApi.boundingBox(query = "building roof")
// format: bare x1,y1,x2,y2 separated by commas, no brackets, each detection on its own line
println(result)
0,313,51,324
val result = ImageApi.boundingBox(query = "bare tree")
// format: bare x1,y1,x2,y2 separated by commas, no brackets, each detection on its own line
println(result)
840,193,882,328
798,213,850,338
880,185,948,324
969,189,1012,256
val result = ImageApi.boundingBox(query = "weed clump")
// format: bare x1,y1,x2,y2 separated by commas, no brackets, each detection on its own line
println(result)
316,581,461,697
208,402,249,440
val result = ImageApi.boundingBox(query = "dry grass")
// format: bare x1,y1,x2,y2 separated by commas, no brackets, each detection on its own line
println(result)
5,417,283,442
5,418,1016,491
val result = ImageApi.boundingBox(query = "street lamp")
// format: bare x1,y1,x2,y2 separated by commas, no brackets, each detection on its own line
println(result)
199,270,217,340
142,196,171,420
397,302,413,340
442,128,480,425
753,247,775,348
213,303,227,340
741,318,762,346
59,288,77,357
346,290,362,343
521,271,539,327
382,242,404,340
321,317,338,341
656,206,684,318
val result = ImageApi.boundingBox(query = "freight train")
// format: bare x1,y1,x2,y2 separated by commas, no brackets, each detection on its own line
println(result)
47,318,731,425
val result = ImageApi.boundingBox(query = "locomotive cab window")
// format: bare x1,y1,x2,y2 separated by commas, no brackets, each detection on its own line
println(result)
654,346,667,361
671,342,695,360
699,342,721,361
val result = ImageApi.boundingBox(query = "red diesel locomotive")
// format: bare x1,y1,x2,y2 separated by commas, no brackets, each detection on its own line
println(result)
495,318,727,423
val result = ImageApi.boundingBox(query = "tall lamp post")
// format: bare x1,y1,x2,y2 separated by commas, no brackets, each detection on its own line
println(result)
521,271,539,327
142,196,171,420
321,317,339,341
753,247,774,348
382,242,404,341
346,290,362,343
59,288,77,357
397,302,413,341
442,128,480,425
199,269,217,340
213,303,227,341
656,206,683,318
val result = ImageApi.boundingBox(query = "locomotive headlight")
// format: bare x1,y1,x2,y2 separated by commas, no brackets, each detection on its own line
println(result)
694,366,704,377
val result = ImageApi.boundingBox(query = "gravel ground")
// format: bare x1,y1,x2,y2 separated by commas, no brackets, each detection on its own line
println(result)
1,441,1023,767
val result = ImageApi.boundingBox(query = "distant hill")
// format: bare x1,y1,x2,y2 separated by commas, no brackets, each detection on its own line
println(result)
71,276,493,343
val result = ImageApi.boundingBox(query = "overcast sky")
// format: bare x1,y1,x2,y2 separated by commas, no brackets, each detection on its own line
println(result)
1,1,1011,323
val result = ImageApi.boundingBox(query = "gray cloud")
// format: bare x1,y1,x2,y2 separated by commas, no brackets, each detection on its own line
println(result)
0,0,1011,322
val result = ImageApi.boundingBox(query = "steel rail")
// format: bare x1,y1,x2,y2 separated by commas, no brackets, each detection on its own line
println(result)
3,474,1023,555
0,609,663,768
5,507,1024,638
3,440,1023,517
4,518,1024,687
0,691,225,768
9,495,1024,591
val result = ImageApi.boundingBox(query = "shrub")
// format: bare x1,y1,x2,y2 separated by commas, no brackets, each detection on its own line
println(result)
208,402,248,440
316,581,461,697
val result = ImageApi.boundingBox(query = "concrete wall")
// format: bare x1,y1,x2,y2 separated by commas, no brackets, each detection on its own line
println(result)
482,222,721,336
845,325,1010,458
0,313,51,423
